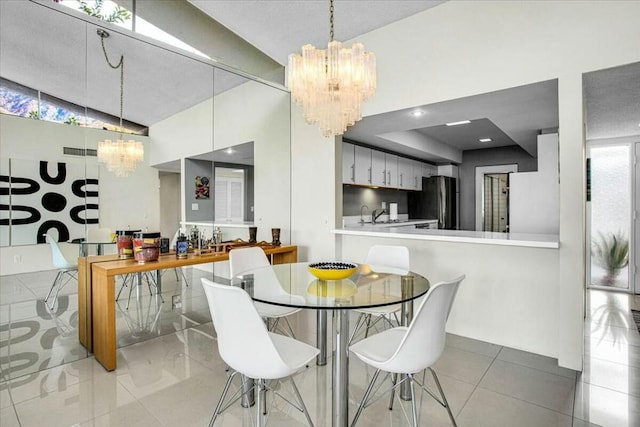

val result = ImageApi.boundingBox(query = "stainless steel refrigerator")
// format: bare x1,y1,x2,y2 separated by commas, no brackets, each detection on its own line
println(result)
408,176,457,229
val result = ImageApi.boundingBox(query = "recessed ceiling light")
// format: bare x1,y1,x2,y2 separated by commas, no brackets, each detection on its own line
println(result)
225,148,235,155
478,138,493,143
445,120,471,126
410,110,425,117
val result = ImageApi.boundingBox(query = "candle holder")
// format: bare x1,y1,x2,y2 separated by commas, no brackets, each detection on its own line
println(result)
249,226,257,244
271,228,281,246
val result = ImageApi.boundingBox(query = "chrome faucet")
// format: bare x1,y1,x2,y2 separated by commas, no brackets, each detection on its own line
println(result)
371,208,386,224
359,205,369,224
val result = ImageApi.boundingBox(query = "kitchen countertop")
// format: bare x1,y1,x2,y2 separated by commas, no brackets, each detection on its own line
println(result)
334,225,559,248
343,219,437,229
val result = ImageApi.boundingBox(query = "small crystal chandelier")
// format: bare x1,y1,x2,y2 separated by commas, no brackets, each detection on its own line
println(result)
287,0,376,138
96,29,144,178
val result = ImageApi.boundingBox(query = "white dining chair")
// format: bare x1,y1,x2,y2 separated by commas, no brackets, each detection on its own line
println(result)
201,278,318,427
229,247,303,338
349,275,465,427
349,245,410,344
44,231,78,310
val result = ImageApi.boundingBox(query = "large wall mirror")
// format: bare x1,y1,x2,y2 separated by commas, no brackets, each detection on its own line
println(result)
0,0,291,379
1,0,290,250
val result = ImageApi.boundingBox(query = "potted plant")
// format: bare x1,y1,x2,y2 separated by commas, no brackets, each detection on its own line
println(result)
592,231,629,285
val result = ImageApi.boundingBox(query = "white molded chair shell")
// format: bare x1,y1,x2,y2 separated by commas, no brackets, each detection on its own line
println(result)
349,275,465,427
351,245,410,337
47,232,77,270
350,275,465,374
201,278,318,380
365,245,410,274
229,247,304,318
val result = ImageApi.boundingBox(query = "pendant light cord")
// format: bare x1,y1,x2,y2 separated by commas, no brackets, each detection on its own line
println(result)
329,0,334,42
98,30,124,134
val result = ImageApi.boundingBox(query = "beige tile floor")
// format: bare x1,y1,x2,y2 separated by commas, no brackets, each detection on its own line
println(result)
1,269,639,426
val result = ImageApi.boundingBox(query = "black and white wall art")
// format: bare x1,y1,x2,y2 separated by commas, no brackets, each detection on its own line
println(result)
0,158,99,246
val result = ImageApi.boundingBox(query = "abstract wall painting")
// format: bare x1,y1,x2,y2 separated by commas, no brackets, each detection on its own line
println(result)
0,158,99,246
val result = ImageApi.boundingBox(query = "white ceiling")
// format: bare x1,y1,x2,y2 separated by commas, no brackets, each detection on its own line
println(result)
2,0,637,157
0,1,250,127
345,80,559,163
188,0,445,65
187,1,639,163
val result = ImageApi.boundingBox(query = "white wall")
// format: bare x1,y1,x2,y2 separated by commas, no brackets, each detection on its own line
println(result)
150,79,291,245
0,115,160,275
510,133,560,234
214,80,291,245
341,236,560,358
290,108,339,263
149,97,213,165
290,0,640,369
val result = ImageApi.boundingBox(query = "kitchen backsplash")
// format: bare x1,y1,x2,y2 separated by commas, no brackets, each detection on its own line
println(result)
343,185,408,216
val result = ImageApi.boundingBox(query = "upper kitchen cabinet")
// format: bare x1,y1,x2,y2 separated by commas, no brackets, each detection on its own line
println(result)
399,159,424,190
371,151,397,187
342,141,427,190
342,142,355,184
412,160,423,190
371,149,386,186
354,145,372,185
385,153,398,187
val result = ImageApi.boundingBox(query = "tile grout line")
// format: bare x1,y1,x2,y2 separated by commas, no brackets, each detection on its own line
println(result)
452,344,503,418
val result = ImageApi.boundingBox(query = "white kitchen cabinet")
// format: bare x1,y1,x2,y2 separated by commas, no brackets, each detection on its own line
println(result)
342,142,355,184
371,149,386,186
398,157,413,189
412,160,423,190
354,145,372,185
385,154,398,188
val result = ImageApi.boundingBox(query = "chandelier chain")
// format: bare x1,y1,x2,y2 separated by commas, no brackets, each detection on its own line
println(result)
329,0,334,41
99,32,124,133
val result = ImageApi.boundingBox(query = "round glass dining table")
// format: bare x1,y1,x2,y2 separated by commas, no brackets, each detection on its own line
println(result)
231,262,430,427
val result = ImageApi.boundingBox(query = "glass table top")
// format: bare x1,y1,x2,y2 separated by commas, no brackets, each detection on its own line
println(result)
231,262,430,310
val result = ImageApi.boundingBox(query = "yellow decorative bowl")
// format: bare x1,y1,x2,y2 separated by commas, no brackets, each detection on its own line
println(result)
308,262,357,281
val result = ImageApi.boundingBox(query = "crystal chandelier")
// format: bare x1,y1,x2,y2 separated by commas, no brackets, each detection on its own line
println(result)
287,0,376,138
96,29,144,178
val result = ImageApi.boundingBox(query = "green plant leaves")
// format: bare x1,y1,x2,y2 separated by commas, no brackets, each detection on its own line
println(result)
592,231,629,282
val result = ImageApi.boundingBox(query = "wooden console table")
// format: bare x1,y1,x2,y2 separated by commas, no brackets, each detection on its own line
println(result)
78,245,297,371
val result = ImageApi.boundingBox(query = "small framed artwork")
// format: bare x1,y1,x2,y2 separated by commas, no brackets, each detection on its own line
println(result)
195,176,210,199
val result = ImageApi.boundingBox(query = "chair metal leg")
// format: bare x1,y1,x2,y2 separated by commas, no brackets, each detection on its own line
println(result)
116,274,130,301
351,368,381,427
48,271,76,310
44,271,62,303
429,368,457,427
388,373,397,410
283,317,297,339
256,379,264,427
409,374,418,427
209,370,238,427
179,267,190,287
290,376,314,427
363,314,372,338
349,312,366,344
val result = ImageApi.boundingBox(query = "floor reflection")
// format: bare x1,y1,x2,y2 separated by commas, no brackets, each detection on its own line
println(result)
1,295,87,381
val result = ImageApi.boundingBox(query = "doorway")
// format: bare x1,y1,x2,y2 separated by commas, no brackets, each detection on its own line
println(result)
483,173,510,232
475,164,518,231
587,143,634,292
